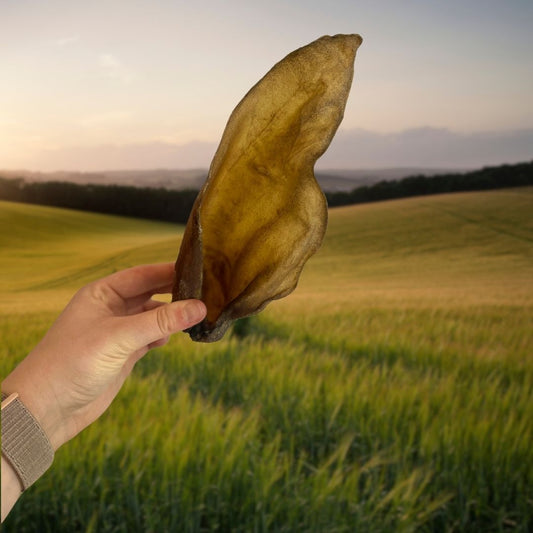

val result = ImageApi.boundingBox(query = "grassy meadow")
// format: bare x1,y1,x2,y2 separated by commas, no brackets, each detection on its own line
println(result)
1,188,532,532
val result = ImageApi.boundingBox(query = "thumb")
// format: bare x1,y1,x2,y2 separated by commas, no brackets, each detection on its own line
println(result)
120,299,207,350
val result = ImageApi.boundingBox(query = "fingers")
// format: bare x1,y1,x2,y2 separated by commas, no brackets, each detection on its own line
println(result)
104,263,176,301
118,299,207,350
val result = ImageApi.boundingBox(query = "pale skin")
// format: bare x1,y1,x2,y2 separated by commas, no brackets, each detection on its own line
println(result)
1,263,207,521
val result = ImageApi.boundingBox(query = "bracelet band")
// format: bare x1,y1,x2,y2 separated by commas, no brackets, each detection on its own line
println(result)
1,391,55,490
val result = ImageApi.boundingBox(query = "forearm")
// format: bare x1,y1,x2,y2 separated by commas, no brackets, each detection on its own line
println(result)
1,455,23,522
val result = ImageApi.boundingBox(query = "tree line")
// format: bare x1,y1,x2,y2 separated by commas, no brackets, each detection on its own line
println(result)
325,161,533,207
0,178,198,224
1,160,531,223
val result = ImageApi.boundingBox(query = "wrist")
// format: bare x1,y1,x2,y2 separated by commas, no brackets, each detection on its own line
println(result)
2,370,65,451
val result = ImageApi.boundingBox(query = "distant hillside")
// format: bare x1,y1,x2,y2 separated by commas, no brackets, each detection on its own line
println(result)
0,161,531,223
0,168,208,191
317,167,473,192
0,167,472,193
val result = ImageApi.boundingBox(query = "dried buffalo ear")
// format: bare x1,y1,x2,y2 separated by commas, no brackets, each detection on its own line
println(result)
173,34,363,342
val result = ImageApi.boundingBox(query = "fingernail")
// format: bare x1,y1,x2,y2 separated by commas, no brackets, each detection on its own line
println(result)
183,300,206,325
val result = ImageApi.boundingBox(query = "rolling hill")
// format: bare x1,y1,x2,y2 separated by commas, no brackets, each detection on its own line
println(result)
2,187,531,313
0,201,180,313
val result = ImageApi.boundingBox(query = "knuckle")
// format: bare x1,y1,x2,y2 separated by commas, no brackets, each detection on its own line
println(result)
156,304,191,337
80,281,117,307
155,306,174,336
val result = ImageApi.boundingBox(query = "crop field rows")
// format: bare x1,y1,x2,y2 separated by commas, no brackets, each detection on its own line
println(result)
1,189,532,531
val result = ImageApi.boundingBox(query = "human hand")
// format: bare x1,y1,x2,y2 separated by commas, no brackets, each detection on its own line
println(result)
1,263,206,451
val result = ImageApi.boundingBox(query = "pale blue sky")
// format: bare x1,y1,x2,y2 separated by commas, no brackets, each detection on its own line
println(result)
1,0,532,170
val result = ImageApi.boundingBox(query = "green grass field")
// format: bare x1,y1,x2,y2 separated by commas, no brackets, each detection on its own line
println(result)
1,189,532,532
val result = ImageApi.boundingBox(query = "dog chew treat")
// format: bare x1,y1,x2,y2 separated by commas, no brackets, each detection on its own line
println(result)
173,33,363,342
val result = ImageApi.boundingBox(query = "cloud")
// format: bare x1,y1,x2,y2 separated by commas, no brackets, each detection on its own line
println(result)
99,53,119,69
53,36,80,47
98,53,136,83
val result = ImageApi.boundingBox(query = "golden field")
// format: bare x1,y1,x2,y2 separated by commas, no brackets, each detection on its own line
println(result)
1,189,532,532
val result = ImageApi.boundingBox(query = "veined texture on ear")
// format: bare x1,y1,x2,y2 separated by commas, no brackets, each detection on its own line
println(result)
173,34,363,342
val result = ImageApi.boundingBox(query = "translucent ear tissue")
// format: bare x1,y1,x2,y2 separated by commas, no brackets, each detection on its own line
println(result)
172,34,363,342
